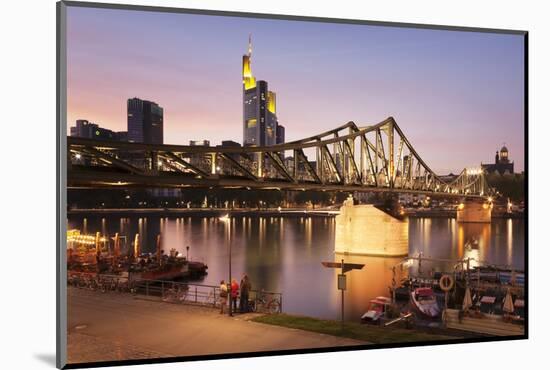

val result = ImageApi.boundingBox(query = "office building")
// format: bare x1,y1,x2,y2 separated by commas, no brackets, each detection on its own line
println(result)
189,140,210,168
276,124,285,145
70,119,126,141
127,97,164,144
242,36,280,147
189,140,210,147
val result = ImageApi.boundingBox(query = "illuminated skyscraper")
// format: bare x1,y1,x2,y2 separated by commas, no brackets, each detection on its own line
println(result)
242,35,280,147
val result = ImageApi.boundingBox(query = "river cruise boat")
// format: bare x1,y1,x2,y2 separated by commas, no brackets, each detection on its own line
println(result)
67,229,207,281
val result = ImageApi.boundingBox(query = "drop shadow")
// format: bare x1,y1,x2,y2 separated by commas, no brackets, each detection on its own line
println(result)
34,353,57,367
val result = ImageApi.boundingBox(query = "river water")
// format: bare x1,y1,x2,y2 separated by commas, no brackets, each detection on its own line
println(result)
68,214,525,321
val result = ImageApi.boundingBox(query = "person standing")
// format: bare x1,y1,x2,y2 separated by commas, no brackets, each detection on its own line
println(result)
240,274,251,313
219,280,228,314
230,278,239,313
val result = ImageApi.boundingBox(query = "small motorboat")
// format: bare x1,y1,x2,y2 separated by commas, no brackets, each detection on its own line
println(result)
361,296,392,324
410,287,440,318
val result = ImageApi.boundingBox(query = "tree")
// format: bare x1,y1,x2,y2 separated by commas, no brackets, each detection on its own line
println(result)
486,173,525,202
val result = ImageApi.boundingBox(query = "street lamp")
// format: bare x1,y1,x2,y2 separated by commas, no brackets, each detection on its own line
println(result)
219,214,232,316
186,245,190,260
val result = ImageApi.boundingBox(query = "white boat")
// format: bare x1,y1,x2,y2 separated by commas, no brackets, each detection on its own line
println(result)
361,296,392,324
410,287,440,318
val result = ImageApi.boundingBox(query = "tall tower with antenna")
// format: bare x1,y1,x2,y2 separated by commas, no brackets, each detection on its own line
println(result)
242,35,282,149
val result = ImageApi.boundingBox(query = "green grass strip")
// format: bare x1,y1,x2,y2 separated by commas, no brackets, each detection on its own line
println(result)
251,314,454,344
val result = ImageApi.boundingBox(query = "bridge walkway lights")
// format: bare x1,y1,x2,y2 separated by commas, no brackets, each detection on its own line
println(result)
67,116,491,199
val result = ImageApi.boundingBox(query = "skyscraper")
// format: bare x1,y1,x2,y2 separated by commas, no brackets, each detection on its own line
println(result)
127,97,164,144
242,36,280,147
276,124,285,145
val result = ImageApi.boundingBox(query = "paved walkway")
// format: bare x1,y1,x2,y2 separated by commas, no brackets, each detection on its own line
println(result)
67,287,364,365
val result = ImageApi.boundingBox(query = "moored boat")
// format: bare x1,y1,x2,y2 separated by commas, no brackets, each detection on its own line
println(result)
137,262,189,280
410,287,440,318
361,296,392,324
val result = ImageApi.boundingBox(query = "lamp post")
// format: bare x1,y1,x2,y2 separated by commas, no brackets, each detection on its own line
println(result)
219,214,232,316
186,245,190,261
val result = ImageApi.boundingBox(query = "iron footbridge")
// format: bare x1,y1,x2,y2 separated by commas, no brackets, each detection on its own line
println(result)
67,117,490,199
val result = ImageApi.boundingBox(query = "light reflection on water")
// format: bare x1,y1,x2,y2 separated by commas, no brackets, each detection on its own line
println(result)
67,215,524,321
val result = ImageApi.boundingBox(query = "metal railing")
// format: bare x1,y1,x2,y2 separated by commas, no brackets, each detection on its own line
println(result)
67,117,490,198
67,271,283,313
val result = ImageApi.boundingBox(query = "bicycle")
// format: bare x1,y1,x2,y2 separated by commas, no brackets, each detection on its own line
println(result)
253,290,281,314
162,284,189,303
205,289,218,307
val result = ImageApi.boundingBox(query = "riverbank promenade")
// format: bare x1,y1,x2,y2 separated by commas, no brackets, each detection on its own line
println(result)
67,287,364,364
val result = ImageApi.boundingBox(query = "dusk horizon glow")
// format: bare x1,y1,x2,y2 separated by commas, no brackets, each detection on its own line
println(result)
67,7,525,174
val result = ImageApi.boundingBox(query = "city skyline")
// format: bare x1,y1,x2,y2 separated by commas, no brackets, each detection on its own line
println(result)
67,7,525,174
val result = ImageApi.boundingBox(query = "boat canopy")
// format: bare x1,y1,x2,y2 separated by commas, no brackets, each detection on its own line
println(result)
415,288,434,296
370,297,392,305
480,296,496,304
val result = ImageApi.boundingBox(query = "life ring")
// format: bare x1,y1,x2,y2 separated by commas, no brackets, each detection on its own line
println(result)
439,274,454,292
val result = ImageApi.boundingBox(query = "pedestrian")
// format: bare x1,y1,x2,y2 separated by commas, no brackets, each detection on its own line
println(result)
219,280,228,314
240,274,251,313
96,250,101,273
231,278,239,313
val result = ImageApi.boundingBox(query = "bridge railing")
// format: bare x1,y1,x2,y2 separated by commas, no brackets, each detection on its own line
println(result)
67,116,491,198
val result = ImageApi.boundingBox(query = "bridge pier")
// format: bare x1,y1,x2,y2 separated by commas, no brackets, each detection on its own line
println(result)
335,197,408,256
456,200,492,223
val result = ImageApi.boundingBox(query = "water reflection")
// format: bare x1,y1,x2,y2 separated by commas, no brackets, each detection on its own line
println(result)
332,254,406,321
507,219,513,265
67,215,524,320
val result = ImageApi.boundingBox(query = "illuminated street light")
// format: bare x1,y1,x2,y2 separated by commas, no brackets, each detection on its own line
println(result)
466,167,482,176
75,153,81,160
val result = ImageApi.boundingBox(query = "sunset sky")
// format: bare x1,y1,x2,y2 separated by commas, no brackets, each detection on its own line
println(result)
67,6,525,174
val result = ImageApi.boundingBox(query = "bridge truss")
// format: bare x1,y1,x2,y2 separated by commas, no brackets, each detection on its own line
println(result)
67,117,490,198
